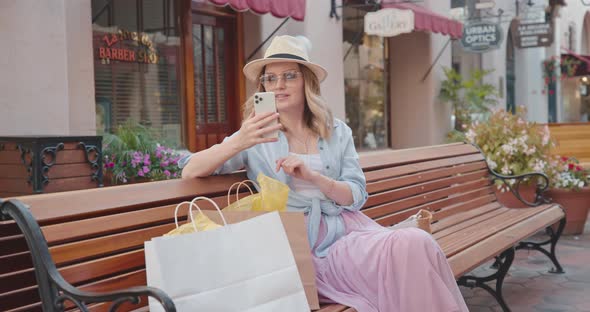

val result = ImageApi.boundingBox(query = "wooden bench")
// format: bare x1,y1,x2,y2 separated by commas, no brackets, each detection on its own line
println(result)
548,122,590,168
1,143,566,312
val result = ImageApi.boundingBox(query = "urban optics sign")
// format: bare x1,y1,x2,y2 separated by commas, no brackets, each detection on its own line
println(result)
460,22,503,53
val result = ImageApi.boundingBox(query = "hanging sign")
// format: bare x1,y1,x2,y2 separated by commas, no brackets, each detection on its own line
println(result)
460,22,503,53
511,21,554,48
364,8,414,37
98,29,159,64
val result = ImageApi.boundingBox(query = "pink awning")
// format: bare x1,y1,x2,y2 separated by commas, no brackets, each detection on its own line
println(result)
208,0,306,21
381,2,463,39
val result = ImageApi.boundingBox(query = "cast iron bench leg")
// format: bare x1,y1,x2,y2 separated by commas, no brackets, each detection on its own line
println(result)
515,216,566,274
457,247,515,312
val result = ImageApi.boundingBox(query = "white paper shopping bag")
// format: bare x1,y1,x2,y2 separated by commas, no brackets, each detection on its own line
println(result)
145,197,309,312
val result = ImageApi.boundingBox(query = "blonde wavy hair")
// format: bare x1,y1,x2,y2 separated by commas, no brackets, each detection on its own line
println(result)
243,64,334,140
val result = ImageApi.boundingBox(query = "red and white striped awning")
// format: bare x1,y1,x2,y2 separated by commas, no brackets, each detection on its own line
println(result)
382,2,463,39
208,0,306,21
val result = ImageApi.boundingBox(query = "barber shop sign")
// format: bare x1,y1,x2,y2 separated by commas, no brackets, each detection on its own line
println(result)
460,22,503,53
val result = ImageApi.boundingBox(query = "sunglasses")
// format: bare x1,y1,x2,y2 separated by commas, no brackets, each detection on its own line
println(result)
259,70,302,88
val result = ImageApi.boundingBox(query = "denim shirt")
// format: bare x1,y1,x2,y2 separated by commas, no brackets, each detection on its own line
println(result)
178,118,368,257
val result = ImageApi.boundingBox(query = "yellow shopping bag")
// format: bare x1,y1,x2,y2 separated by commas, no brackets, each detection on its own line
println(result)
224,173,289,212
164,199,222,236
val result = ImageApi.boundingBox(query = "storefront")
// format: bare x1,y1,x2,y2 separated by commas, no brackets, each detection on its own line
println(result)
342,0,463,149
90,0,305,151
556,53,590,122
2,0,463,153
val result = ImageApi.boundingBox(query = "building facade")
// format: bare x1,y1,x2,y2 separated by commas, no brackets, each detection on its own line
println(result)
452,0,590,124
1,0,463,153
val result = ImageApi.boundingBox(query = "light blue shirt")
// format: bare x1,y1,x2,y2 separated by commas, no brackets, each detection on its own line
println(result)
178,118,368,257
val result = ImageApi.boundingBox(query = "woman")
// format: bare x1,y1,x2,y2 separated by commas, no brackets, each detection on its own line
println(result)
180,35,468,312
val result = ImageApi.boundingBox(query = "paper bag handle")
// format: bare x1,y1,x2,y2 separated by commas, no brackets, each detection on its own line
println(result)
173,201,201,231
227,180,258,208
189,196,228,229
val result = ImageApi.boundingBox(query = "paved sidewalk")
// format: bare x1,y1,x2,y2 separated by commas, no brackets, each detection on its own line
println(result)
461,216,590,312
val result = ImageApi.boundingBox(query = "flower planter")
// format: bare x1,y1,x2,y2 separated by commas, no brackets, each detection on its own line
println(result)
547,187,590,235
494,184,539,208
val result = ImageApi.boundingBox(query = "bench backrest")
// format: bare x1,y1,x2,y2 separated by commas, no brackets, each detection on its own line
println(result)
548,123,590,166
0,143,494,311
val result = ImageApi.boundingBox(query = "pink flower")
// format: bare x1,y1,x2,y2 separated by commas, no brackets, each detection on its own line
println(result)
164,170,171,177
137,170,145,177
143,166,150,174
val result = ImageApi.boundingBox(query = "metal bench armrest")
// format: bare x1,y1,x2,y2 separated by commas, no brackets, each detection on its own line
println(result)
0,199,176,312
488,170,551,207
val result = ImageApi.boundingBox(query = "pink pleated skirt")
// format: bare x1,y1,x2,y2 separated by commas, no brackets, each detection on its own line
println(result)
310,211,469,312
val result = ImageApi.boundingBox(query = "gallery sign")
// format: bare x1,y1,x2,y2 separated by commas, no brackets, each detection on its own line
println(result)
364,8,414,37
510,21,554,49
460,22,503,53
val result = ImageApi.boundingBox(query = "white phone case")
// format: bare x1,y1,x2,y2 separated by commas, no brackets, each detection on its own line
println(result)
254,92,279,139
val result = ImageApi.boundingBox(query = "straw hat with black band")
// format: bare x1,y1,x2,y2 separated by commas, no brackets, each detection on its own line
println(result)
243,35,328,83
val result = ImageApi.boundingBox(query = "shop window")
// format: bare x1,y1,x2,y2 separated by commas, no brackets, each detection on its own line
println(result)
91,0,183,147
342,2,389,150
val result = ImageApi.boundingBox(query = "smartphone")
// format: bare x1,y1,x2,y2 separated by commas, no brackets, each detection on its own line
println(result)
254,91,279,139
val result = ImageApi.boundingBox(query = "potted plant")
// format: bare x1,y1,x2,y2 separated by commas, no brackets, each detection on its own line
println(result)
102,122,184,185
439,68,498,142
545,156,590,235
464,107,555,207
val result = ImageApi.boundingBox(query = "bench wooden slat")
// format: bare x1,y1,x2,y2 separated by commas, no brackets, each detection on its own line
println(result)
365,170,488,207
374,192,496,227
433,206,509,240
41,193,238,245
6,302,42,312
0,251,32,275
364,153,484,183
49,225,173,265
363,179,491,219
430,192,496,221
359,143,479,170
15,174,247,224
61,249,146,285
0,268,35,294
439,206,556,257
448,206,564,276
0,285,39,311
431,202,502,233
366,161,487,194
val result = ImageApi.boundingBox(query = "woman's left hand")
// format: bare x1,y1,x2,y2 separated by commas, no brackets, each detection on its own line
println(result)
275,155,317,181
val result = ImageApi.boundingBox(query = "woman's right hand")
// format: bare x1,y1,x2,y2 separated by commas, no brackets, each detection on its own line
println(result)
232,111,281,151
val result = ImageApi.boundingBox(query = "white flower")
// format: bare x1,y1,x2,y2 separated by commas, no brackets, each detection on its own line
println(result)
542,126,551,146
524,146,536,156
501,144,514,155
487,159,498,170
532,159,546,172
578,181,585,188
501,165,511,175
465,129,476,142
